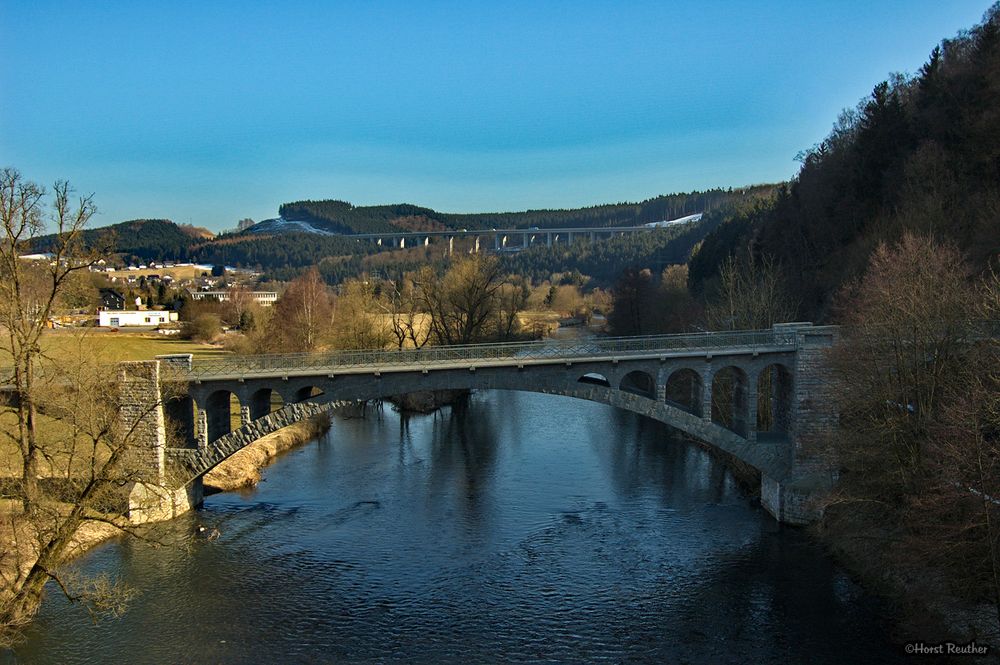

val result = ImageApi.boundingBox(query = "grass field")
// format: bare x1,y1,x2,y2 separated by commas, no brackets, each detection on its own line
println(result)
2,329,229,365
1,331,231,476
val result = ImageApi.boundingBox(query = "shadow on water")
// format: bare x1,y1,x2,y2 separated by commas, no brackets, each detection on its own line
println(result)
424,394,500,534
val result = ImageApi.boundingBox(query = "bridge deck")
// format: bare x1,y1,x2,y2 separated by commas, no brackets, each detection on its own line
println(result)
179,328,800,381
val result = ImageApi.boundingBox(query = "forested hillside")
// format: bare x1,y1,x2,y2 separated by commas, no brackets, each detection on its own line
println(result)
189,232,377,271
277,186,777,235
502,214,724,285
31,219,208,263
689,5,1000,319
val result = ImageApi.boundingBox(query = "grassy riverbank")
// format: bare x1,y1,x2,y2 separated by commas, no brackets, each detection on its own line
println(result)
203,414,332,493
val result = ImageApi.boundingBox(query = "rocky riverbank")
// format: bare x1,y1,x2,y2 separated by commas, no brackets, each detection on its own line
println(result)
202,413,332,493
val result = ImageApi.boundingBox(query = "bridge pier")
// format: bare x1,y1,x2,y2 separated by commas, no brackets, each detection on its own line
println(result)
699,365,713,421
197,410,208,449
746,385,758,444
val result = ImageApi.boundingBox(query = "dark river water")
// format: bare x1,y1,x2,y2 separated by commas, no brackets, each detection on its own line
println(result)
5,390,910,664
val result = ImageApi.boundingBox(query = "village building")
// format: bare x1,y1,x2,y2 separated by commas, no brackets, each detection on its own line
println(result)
98,310,179,327
188,290,277,306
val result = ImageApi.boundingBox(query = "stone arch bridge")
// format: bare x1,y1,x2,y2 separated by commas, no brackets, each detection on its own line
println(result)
125,323,837,525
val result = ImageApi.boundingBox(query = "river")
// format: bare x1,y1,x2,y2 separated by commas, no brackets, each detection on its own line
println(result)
4,390,909,664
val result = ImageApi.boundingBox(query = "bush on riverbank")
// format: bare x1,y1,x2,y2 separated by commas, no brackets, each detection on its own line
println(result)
388,390,470,414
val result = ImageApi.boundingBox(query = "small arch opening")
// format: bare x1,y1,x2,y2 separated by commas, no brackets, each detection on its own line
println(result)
296,385,325,402
249,388,284,421
711,366,748,436
619,370,656,399
665,368,702,417
757,363,793,441
164,394,197,448
205,389,240,443
578,373,611,387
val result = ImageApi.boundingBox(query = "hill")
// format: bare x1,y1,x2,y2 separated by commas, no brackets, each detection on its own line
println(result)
269,186,778,235
32,186,778,283
31,218,209,264
689,5,1000,319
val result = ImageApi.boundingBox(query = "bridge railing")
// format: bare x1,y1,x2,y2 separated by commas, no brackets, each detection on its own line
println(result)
184,327,800,379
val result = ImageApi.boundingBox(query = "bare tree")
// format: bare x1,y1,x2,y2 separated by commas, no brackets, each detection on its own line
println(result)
1,169,97,507
267,267,332,352
0,169,173,644
704,252,797,331
817,234,1000,634
412,255,517,345
330,279,390,350
906,268,1000,634
1,346,175,642
381,277,432,350
495,277,529,340
225,284,254,329
832,233,976,486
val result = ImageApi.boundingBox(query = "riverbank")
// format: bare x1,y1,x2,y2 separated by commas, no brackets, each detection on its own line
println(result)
1,508,126,642
202,413,332,493
819,522,999,657
2,411,335,646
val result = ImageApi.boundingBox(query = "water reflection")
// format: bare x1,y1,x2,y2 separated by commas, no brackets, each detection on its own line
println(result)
4,390,907,665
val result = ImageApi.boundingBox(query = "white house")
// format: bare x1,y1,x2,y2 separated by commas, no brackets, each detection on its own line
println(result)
98,310,179,327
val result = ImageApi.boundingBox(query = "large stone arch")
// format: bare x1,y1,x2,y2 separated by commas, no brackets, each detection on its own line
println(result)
183,365,791,485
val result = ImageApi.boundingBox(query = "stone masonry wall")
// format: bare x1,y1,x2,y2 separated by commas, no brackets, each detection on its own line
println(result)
791,327,839,475
118,361,166,484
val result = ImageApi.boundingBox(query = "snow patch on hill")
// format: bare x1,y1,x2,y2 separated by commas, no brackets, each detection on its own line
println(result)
247,217,340,236
643,213,703,228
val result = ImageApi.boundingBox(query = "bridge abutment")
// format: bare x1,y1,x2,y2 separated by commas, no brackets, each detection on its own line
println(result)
759,324,838,524
118,360,205,523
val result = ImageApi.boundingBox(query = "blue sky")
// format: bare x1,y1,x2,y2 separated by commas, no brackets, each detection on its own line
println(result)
0,1,992,231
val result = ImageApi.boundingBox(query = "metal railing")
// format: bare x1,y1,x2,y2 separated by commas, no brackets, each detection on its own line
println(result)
185,327,801,380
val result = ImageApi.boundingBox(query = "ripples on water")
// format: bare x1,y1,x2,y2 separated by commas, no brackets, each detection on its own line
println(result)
5,391,908,664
